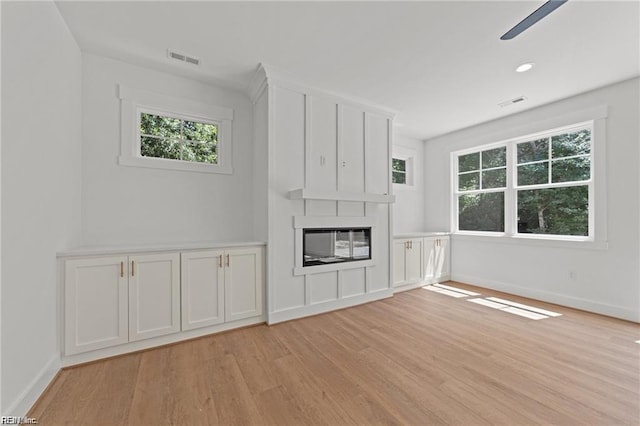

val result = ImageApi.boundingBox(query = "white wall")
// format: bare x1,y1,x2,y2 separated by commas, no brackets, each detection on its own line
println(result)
424,78,640,321
1,1,82,413
392,134,425,234
81,54,255,246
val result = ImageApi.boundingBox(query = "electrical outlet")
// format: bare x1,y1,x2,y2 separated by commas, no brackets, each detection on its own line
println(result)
568,270,577,280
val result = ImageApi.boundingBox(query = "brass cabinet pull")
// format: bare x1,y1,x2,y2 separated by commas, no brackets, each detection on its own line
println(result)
226,254,230,267
410,241,413,249
219,254,222,268
131,260,135,276
120,261,124,278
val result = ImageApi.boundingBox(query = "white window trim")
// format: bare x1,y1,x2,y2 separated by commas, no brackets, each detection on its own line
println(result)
450,105,608,247
392,145,416,190
118,85,233,174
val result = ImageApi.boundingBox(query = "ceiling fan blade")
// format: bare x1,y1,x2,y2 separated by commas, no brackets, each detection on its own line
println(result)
501,0,568,40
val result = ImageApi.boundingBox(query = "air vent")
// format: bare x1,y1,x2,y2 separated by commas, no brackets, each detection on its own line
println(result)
498,96,527,108
167,49,200,66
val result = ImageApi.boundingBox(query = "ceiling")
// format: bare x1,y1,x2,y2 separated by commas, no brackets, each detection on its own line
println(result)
55,1,640,140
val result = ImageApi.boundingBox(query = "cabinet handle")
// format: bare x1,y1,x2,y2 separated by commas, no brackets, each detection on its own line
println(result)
219,254,222,268
131,260,135,276
120,261,124,278
226,254,230,267
405,241,408,249
410,241,413,249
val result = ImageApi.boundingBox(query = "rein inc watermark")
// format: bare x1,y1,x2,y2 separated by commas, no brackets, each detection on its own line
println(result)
1,417,37,425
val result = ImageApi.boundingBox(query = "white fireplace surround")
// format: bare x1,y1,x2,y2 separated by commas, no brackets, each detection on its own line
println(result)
293,216,376,275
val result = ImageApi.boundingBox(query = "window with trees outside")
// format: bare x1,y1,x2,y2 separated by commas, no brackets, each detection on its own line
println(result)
118,85,233,174
140,111,218,164
392,158,407,184
455,123,593,240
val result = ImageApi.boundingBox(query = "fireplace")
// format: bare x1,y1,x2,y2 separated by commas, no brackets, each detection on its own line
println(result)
293,216,376,275
303,227,371,267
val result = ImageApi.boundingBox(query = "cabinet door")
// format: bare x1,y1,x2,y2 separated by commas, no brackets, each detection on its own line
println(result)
405,238,423,283
129,252,180,341
225,247,263,322
423,237,437,284
339,105,365,193
308,96,338,191
434,237,450,281
64,256,128,355
181,250,225,331
393,240,408,286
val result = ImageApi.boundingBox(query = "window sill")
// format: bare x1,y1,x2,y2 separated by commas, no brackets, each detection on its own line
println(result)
452,232,608,250
118,155,232,175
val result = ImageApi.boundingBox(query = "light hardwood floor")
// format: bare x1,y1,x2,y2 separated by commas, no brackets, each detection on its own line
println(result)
31,282,640,425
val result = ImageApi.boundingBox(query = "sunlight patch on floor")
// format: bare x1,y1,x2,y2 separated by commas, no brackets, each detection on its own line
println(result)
423,285,468,298
433,283,481,296
486,297,562,317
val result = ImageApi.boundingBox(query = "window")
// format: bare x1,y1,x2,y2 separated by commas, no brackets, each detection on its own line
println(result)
119,85,233,174
454,123,593,240
457,147,507,232
516,128,591,236
139,111,218,164
392,158,407,184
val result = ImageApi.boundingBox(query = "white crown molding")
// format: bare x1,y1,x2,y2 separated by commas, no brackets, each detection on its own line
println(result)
247,62,397,118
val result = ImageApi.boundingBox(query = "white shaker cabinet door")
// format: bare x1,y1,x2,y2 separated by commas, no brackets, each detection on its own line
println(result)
64,256,129,355
224,247,263,322
181,250,225,331
128,252,181,342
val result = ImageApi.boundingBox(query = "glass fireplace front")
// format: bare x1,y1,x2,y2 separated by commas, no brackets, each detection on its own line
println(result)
303,227,371,267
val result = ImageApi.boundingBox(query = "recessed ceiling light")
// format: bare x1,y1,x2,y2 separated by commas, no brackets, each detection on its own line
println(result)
516,62,535,73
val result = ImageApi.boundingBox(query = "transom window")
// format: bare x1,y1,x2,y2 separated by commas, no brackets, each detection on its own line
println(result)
139,111,218,164
454,123,593,240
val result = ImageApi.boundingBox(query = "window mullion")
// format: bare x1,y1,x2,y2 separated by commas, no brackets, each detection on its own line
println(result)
505,142,516,236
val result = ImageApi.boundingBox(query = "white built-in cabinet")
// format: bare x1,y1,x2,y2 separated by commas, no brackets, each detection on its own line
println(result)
63,245,263,360
64,252,180,355
181,247,263,330
393,235,450,290
307,96,338,192
423,236,450,285
393,238,423,287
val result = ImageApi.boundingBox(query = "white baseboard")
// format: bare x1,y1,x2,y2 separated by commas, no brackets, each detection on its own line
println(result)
451,273,639,323
5,354,60,417
62,315,265,367
267,288,393,324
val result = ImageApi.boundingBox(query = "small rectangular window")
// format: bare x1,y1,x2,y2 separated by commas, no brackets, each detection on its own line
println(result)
392,158,407,184
118,85,233,174
139,112,218,164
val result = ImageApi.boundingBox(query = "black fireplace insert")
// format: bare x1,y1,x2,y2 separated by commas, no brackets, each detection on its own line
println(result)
303,227,371,267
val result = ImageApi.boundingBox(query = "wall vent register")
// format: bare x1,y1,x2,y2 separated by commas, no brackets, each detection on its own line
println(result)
303,228,371,267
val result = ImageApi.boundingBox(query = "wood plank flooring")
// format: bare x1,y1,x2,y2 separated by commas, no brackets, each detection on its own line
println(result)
30,282,640,425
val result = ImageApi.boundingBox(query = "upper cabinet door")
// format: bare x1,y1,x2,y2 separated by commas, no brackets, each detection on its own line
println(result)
307,96,338,191
128,252,181,341
64,256,128,355
366,113,391,195
181,250,225,331
339,105,365,193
